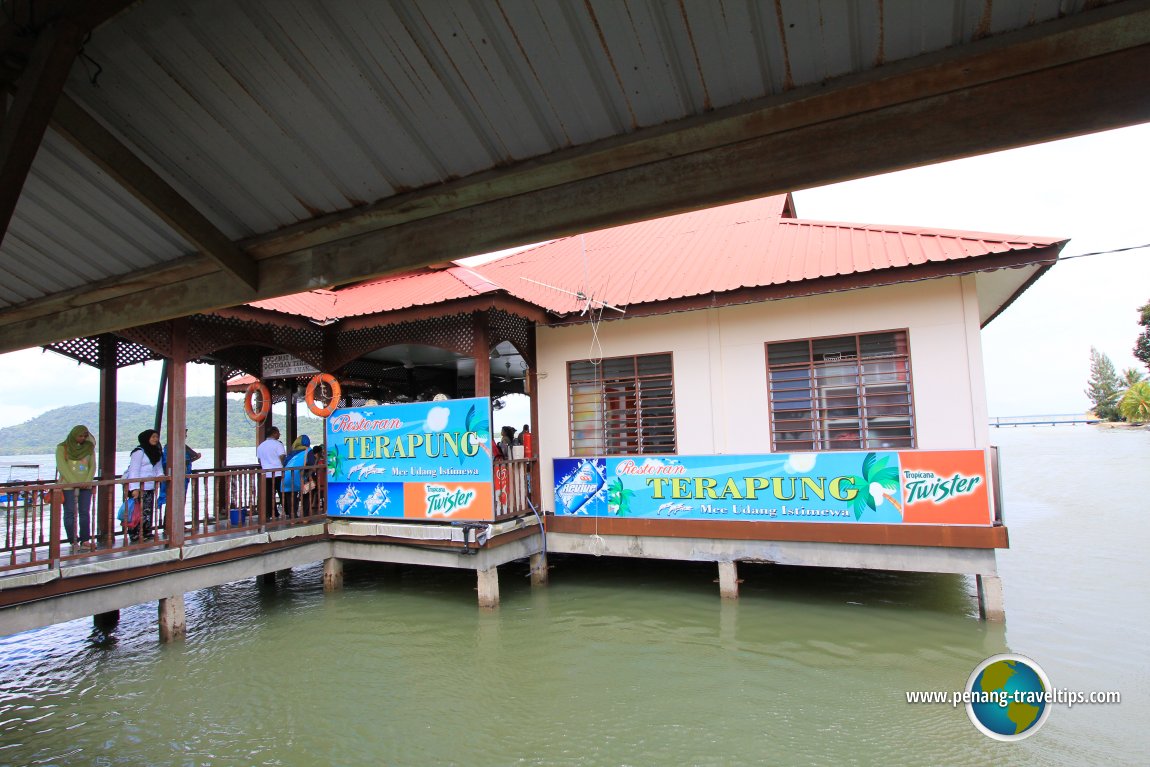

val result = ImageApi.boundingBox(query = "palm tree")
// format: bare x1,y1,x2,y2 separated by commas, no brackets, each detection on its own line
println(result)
848,453,901,520
1122,368,1146,387
1118,382,1150,423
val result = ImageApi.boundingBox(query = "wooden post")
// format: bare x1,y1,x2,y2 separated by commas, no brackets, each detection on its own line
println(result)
473,312,490,399
97,337,118,543
48,489,62,564
166,319,187,547
477,567,499,608
529,551,548,586
977,574,1006,622
93,610,119,633
324,557,344,591
718,561,739,599
158,594,186,642
214,363,228,520
286,381,298,449
526,343,541,510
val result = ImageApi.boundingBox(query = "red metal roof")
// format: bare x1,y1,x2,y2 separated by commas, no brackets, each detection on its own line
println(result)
248,193,1064,322
250,266,499,322
474,196,1064,314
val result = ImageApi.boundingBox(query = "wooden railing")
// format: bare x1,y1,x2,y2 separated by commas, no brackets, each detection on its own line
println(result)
1,456,540,573
0,463,329,574
494,457,539,521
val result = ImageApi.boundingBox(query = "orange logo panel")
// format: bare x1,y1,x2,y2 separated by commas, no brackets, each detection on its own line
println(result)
898,450,992,525
403,482,494,521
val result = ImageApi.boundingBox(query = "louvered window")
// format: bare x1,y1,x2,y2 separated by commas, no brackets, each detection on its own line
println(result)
767,331,915,451
568,354,677,456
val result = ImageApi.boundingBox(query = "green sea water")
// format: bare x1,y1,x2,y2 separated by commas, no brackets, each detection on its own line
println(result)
0,425,1146,766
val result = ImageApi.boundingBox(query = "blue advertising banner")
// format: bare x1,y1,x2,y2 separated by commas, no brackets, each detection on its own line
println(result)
327,398,496,521
554,450,992,525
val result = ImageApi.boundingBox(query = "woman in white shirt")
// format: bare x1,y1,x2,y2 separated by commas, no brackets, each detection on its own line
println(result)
124,429,164,541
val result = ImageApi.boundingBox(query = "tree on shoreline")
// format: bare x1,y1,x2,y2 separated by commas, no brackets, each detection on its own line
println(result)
1119,382,1150,423
1085,347,1123,421
1136,301,1150,373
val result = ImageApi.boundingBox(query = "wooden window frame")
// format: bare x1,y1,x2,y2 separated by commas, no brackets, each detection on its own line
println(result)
566,353,677,456
765,331,916,452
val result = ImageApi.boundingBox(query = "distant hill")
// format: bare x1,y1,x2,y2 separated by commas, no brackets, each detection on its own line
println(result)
0,397,323,456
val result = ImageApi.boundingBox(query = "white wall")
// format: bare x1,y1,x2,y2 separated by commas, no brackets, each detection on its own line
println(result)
534,277,989,509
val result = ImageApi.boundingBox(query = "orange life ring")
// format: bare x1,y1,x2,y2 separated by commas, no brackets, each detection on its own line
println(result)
305,373,342,417
244,382,271,422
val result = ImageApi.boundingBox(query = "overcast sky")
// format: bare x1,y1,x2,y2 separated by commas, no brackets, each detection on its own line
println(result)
0,124,1147,430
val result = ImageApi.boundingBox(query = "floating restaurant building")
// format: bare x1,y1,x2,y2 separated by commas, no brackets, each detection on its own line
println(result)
0,192,1063,633
231,192,1063,620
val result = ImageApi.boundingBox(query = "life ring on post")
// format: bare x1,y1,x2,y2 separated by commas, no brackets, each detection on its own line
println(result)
305,373,342,417
244,382,271,423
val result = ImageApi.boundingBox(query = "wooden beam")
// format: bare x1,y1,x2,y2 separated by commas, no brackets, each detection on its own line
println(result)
1,8,1150,351
0,21,83,247
51,93,260,290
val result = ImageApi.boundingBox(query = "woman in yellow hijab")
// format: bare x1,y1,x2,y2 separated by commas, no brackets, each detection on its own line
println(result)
55,425,96,551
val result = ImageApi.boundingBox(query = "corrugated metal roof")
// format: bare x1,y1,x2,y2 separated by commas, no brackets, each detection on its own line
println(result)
486,197,1063,314
251,265,497,322
251,193,1063,322
0,0,1111,325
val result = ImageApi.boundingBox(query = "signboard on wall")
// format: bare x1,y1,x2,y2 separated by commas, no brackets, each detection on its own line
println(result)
553,450,992,525
262,353,320,379
326,398,495,521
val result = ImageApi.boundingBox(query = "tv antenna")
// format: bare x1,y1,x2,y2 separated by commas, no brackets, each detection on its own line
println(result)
520,234,635,364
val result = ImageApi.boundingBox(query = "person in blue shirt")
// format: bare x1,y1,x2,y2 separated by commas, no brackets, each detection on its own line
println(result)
281,445,322,520
157,430,201,527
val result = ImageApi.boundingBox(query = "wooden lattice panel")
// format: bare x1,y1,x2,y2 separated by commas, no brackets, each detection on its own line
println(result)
488,309,535,368
331,312,475,370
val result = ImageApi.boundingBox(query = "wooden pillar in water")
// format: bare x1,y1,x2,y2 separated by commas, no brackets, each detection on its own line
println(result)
165,319,187,546
158,595,186,642
477,567,499,608
214,364,228,519
718,561,739,599
472,312,491,398
324,557,343,591
286,381,298,449
529,552,548,586
977,574,1005,622
97,336,118,543
525,324,541,510
93,610,119,633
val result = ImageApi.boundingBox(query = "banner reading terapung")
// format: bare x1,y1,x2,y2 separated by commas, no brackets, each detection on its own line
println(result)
327,398,495,521
553,449,992,525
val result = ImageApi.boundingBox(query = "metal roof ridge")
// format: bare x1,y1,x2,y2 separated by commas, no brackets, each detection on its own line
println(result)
778,217,1066,244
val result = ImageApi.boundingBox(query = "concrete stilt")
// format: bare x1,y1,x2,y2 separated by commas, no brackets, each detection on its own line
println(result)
976,574,1005,622
94,610,120,633
158,595,186,642
477,567,500,609
718,561,739,599
529,552,549,586
324,557,344,592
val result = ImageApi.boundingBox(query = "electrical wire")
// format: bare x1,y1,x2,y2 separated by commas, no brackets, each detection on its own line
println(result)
1059,242,1150,261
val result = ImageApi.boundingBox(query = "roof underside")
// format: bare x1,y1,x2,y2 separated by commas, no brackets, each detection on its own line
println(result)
0,0,1146,352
